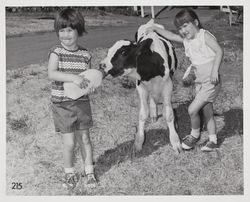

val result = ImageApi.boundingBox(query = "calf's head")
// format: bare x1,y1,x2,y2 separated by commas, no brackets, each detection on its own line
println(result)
99,40,136,77
100,38,160,80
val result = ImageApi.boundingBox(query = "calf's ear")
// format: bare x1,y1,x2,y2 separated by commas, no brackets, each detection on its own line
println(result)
136,38,153,55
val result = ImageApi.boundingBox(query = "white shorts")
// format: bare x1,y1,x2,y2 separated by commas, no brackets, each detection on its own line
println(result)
194,81,220,103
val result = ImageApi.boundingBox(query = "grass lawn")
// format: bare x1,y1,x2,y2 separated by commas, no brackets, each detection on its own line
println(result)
6,10,243,195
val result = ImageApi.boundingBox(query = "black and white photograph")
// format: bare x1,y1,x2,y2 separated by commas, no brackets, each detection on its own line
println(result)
2,0,247,199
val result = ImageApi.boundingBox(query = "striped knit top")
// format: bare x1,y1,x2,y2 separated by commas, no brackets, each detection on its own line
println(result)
48,44,91,103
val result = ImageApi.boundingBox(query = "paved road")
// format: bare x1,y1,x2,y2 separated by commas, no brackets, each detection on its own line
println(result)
6,7,218,70
6,25,145,69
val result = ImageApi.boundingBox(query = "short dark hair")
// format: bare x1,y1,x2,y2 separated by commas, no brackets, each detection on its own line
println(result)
54,7,86,36
174,8,203,29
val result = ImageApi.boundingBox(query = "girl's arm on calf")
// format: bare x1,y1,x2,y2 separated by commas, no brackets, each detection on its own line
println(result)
147,26,183,43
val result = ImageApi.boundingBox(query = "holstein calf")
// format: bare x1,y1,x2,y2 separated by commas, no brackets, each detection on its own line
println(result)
100,20,182,153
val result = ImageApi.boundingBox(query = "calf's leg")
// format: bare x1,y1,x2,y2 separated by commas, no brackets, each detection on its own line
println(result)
135,85,149,151
149,95,157,123
163,78,182,153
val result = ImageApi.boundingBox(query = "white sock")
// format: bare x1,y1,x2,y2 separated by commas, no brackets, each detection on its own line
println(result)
191,128,200,139
85,165,94,175
64,167,74,174
209,134,217,144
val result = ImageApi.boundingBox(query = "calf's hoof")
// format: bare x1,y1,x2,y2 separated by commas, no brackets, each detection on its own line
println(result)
170,135,182,154
172,142,182,154
133,144,142,152
151,117,157,123
134,135,145,152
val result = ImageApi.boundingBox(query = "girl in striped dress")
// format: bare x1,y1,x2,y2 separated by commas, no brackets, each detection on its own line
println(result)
48,7,97,189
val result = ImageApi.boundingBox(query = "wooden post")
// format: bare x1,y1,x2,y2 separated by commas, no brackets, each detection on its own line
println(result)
133,6,138,15
151,6,155,19
141,6,144,18
220,6,231,13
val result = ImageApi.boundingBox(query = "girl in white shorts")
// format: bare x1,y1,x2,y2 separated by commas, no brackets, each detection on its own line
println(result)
146,8,223,151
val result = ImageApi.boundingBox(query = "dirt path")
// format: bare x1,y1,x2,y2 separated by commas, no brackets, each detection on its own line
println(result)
6,7,219,70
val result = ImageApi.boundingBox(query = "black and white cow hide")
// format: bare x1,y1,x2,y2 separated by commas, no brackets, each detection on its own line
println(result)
100,20,182,153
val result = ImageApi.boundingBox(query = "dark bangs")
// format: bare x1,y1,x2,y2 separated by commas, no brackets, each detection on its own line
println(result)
54,8,86,36
174,8,203,29
174,15,193,28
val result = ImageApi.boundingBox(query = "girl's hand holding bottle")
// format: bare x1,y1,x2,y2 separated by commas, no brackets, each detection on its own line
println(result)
73,75,90,89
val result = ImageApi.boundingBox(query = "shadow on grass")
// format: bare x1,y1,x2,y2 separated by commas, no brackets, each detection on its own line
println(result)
217,108,243,146
175,103,243,146
95,103,243,178
94,128,170,178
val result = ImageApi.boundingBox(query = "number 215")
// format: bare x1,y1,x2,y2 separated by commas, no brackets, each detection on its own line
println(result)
12,182,22,190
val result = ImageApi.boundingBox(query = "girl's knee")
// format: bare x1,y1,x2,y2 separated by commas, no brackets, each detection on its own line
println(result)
64,141,75,151
63,133,75,151
80,130,91,145
82,135,91,145
188,99,207,117
188,105,197,117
